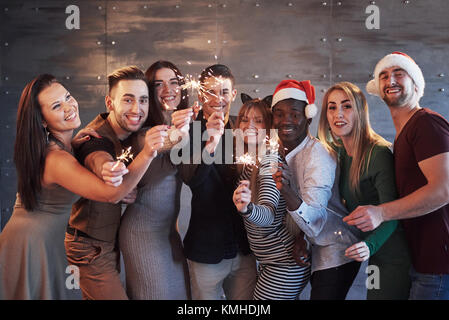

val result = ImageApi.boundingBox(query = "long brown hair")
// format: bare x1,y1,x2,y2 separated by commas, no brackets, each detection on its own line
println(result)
14,74,60,210
235,98,272,133
318,82,391,194
144,61,188,126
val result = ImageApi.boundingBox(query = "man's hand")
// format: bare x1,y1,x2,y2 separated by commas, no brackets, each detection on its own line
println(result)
101,161,129,187
292,235,311,267
142,125,169,158
233,180,251,213
192,101,202,120
272,162,302,212
272,163,293,192
121,187,138,204
205,111,225,154
345,241,370,262
343,205,384,232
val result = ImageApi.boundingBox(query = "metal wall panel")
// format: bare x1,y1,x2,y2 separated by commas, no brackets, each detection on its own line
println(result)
1,0,448,229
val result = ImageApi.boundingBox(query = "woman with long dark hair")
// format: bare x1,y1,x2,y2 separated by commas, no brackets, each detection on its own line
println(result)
119,61,192,299
145,60,189,126
0,74,166,299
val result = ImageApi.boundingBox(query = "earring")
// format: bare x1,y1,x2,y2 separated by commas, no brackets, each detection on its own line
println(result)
44,126,49,144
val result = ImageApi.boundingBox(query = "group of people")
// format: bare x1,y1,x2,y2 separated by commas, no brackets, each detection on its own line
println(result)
0,51,447,300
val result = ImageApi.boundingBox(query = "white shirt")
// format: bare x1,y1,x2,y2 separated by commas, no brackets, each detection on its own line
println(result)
285,135,362,272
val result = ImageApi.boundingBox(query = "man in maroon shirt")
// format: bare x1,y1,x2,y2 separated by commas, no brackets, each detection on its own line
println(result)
343,52,449,300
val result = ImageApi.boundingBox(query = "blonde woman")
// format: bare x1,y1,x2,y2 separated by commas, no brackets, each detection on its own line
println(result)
318,81,411,299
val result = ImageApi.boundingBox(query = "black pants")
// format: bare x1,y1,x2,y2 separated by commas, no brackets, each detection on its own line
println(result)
310,261,361,300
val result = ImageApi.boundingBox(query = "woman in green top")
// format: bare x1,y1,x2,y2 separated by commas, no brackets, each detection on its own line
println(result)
318,82,411,300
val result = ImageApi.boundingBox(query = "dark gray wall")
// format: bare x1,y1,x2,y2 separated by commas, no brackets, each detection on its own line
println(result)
1,0,448,229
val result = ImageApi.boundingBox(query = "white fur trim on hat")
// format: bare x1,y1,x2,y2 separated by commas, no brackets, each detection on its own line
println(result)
305,103,317,119
271,88,308,107
366,52,425,99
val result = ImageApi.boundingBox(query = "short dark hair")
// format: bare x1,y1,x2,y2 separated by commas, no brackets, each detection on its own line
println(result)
199,64,235,87
107,66,147,95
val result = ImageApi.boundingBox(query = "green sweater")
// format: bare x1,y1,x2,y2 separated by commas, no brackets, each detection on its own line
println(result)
337,144,398,255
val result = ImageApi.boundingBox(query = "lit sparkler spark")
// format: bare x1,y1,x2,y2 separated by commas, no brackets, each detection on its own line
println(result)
162,101,172,110
178,71,227,105
297,197,346,239
266,135,280,154
180,74,203,93
236,153,258,167
112,146,134,170
334,230,343,237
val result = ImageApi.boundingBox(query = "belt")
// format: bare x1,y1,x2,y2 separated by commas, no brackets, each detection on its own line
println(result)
66,226,92,239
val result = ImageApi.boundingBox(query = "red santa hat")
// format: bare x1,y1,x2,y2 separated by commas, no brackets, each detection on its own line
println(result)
366,51,425,99
271,79,317,119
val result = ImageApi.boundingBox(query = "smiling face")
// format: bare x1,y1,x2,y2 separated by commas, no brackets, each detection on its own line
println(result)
154,67,181,110
238,107,266,146
39,82,81,134
272,99,309,150
199,76,237,121
379,66,417,107
106,79,149,139
326,89,356,139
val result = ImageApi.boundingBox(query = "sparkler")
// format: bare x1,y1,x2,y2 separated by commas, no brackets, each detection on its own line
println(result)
111,146,134,170
235,153,259,167
179,70,227,105
266,135,280,155
295,196,346,240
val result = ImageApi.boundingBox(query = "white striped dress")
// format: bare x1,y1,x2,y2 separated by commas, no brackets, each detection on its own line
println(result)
238,154,311,300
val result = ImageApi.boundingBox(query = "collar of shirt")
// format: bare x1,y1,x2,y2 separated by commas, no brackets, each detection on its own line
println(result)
284,134,312,164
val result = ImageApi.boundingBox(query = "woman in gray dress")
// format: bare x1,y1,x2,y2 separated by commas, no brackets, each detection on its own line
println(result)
119,61,191,299
0,74,165,299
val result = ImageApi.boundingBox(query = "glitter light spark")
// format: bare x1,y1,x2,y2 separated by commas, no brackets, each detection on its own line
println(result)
236,153,259,167
178,71,227,106
112,146,134,170
266,135,280,154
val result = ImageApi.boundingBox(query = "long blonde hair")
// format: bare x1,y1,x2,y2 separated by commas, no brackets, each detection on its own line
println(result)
318,82,390,194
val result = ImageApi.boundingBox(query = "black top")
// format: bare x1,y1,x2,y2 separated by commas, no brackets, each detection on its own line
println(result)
177,110,251,263
76,136,115,164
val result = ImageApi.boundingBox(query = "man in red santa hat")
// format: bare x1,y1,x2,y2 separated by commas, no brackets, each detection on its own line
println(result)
344,51,449,300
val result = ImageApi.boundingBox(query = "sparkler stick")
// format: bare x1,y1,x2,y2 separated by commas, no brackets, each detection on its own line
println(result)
111,146,134,170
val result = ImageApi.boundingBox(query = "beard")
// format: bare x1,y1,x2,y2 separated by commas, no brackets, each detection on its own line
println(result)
382,85,413,107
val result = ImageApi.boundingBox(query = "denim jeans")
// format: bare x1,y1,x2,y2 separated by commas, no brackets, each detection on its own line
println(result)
188,253,257,300
409,266,449,300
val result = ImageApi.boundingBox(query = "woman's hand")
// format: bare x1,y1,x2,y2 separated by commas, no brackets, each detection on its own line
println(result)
121,187,138,204
233,180,252,213
345,241,370,262
171,107,194,131
292,234,311,267
71,127,101,149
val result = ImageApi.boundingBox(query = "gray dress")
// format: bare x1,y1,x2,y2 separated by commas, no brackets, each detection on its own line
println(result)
119,152,189,299
0,186,82,300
